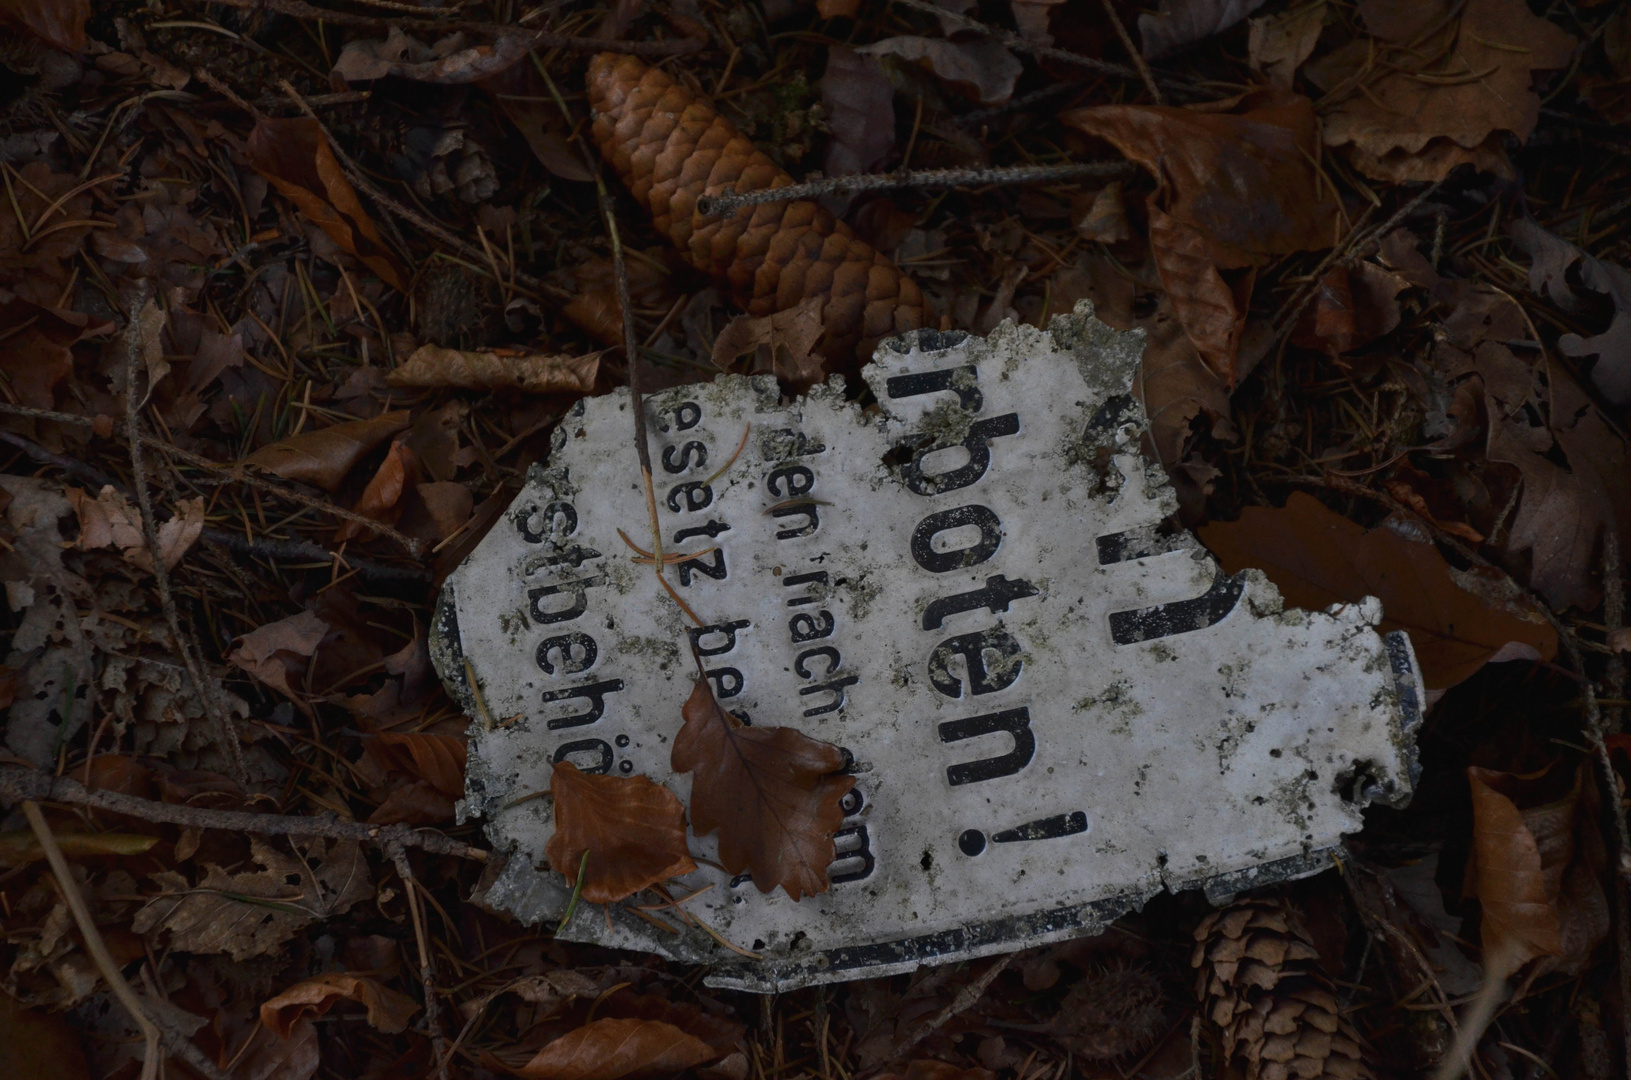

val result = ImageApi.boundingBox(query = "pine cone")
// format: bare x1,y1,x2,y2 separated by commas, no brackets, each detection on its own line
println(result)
1192,897,1371,1080
586,53,924,369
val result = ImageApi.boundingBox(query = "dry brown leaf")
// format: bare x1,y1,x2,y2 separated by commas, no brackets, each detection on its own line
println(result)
333,26,532,83
1320,0,1575,182
368,732,467,797
519,1017,720,1080
1072,183,1132,244
0,990,90,1080
1139,0,1269,58
1198,492,1557,690
1511,218,1631,404
132,836,373,960
244,411,412,493
821,48,896,178
246,118,407,292
415,481,475,541
0,290,113,410
483,62,597,183
0,830,159,868
388,345,599,395
65,486,204,573
858,36,1022,105
0,0,87,50
1132,295,1235,473
1248,0,1326,88
671,677,854,900
1289,262,1409,354
712,296,828,392
1465,767,1563,973
336,442,417,543
542,761,697,905
368,781,457,826
261,972,420,1037
235,1017,320,1080
1062,91,1339,381
228,609,331,704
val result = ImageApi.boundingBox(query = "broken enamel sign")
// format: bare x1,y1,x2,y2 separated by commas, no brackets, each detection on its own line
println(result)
432,306,1423,992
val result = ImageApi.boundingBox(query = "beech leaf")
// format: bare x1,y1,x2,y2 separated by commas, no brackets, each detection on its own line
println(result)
712,296,828,392
368,731,467,798
671,677,854,901
246,118,407,291
244,410,412,493
0,0,87,51
519,1017,720,1080
1139,0,1269,59
261,972,420,1038
1465,767,1563,973
387,345,600,395
858,37,1022,105
336,441,417,542
820,48,896,178
228,610,331,704
543,761,697,904
1198,492,1557,690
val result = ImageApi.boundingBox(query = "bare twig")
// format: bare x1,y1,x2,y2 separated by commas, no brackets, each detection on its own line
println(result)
695,161,1131,217
1096,0,1163,105
0,767,489,861
0,400,427,557
390,845,452,1080
201,529,430,583
121,290,248,787
201,0,705,54
894,954,1012,1058
24,802,233,1080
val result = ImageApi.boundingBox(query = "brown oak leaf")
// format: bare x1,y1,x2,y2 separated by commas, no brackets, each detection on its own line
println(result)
671,677,854,901
544,761,696,904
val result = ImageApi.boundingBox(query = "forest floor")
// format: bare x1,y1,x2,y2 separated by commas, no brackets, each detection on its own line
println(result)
2,1,1631,1079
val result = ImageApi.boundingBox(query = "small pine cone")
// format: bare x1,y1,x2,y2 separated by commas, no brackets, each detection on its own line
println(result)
1192,897,1371,1080
586,53,925,368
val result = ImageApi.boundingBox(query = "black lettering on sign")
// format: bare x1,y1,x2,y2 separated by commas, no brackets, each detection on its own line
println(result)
927,627,1024,698
657,401,702,432
782,570,828,605
771,502,819,540
1108,569,1245,645
801,674,859,717
675,519,730,544
768,466,815,498
535,632,597,676
899,413,1019,496
705,667,744,700
661,440,707,474
910,505,1003,573
830,824,875,884
795,646,841,680
939,707,1035,785
921,574,1039,630
524,544,602,572
515,500,576,544
993,811,1088,843
885,365,983,412
788,609,834,643
553,738,613,774
666,482,713,513
541,678,625,729
689,619,749,656
676,548,727,585
760,428,826,460
1095,525,1189,565
528,575,605,625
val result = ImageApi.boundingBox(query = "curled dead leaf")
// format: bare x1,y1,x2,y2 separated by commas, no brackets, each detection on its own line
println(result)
858,36,1022,105
671,677,854,900
367,732,467,798
711,296,828,392
228,609,331,705
543,760,697,904
1199,492,1557,690
388,345,600,395
1465,767,1563,974
334,26,532,84
246,118,407,292
261,972,420,1037
518,1017,720,1080
336,442,417,543
244,410,412,493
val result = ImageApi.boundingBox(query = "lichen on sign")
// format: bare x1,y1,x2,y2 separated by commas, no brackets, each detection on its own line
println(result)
432,306,1422,992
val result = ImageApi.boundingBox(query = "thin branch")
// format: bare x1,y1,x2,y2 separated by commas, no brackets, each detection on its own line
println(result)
0,767,489,861
24,802,234,1080
695,161,1131,217
0,400,427,558
121,290,248,787
1096,0,1163,105
390,846,452,1080
894,955,1012,1058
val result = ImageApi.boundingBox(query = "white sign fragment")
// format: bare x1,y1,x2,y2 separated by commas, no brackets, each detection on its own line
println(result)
433,307,1423,992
